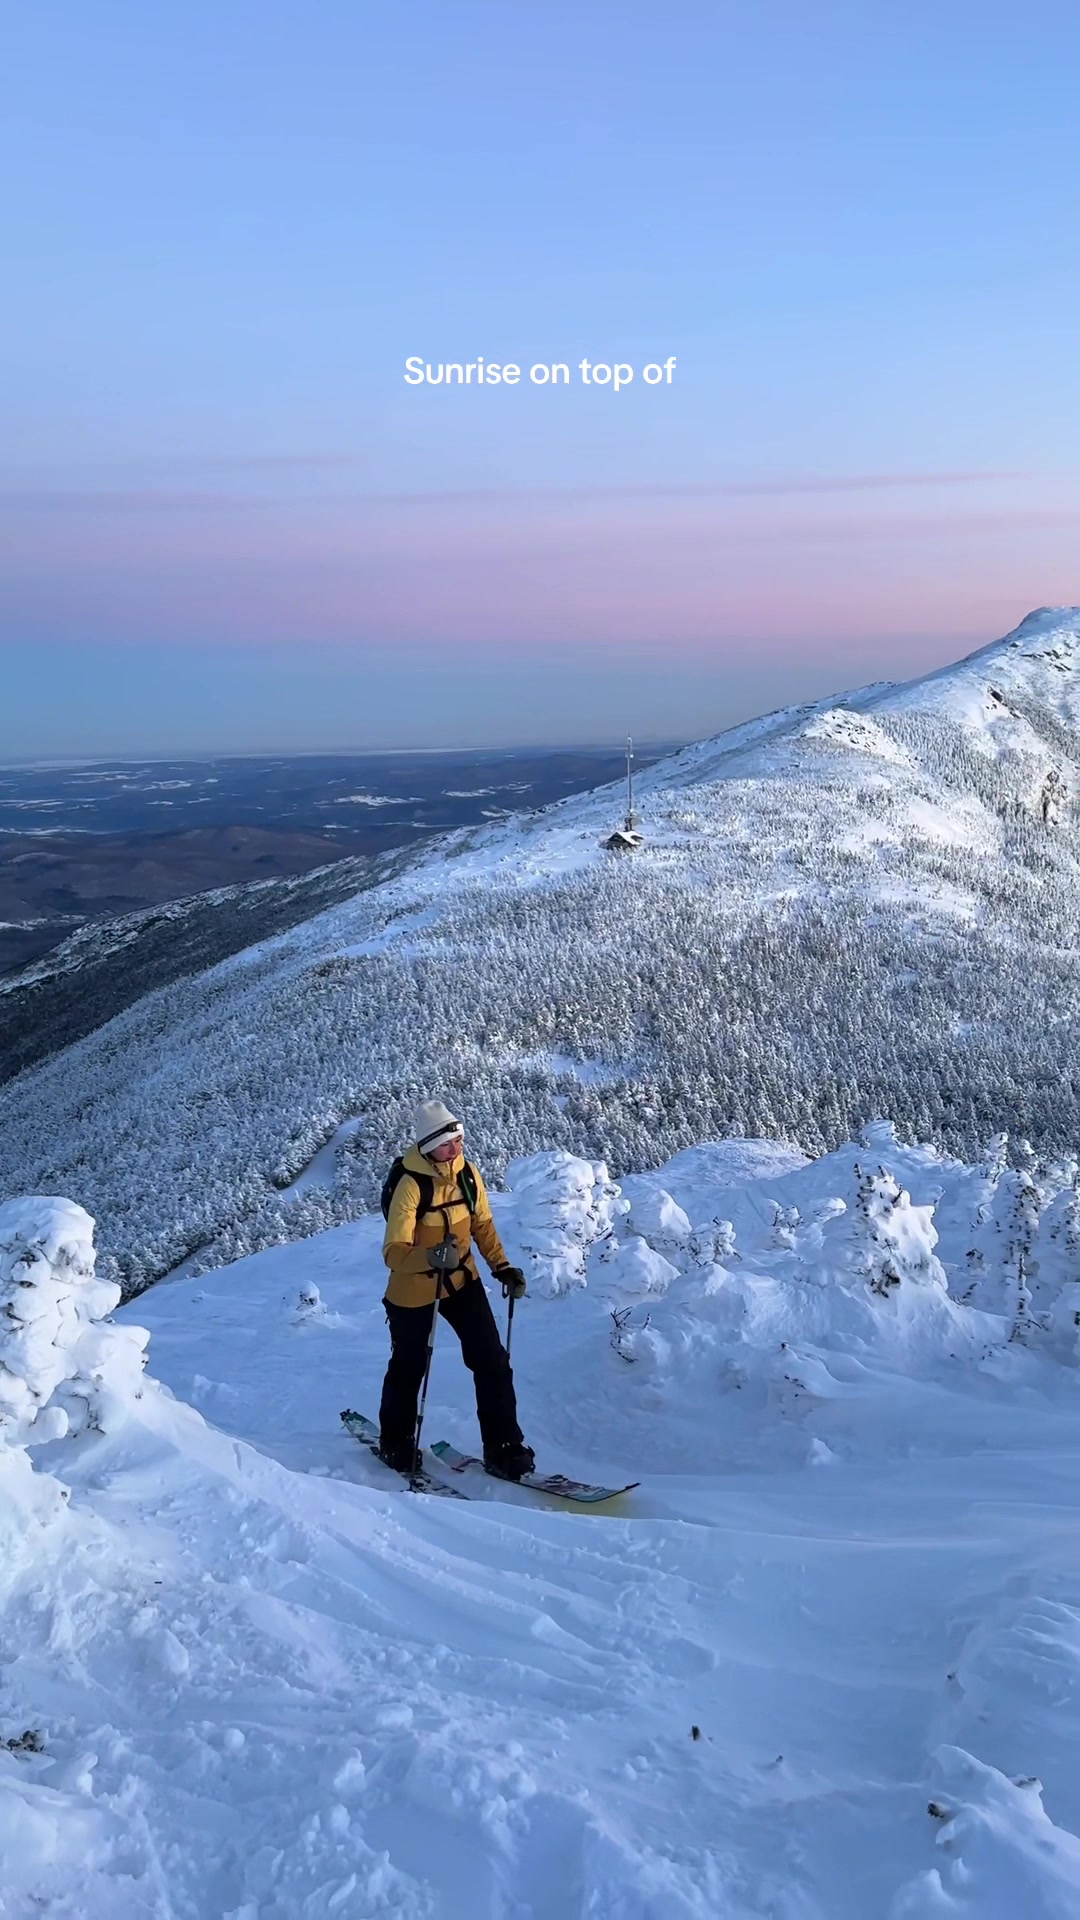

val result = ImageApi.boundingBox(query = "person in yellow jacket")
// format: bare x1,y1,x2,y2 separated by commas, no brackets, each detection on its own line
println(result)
378,1099,534,1478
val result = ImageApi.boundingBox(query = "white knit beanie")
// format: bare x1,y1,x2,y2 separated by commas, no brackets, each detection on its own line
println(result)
412,1099,463,1156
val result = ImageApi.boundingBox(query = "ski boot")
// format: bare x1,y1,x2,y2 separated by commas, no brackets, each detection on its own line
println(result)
484,1440,536,1481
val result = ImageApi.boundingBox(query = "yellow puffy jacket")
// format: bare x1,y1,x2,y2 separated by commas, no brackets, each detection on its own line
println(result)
382,1145,510,1309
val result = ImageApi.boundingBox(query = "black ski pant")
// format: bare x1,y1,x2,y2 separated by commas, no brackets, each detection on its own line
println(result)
379,1274,524,1456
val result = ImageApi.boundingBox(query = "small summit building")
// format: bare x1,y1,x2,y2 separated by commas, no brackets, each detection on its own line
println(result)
603,737,645,853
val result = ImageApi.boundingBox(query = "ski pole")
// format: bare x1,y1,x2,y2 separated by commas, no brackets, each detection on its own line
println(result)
412,1276,443,1471
506,1286,516,1361
413,1210,456,1470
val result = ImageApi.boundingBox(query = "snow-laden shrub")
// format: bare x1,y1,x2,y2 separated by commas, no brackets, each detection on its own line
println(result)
618,1178,693,1257
0,1198,149,1445
687,1217,738,1266
601,1237,680,1296
502,1152,626,1296
893,1747,1080,1918
609,1150,994,1390
767,1203,799,1251
287,1281,339,1327
1048,1281,1080,1362
816,1165,949,1298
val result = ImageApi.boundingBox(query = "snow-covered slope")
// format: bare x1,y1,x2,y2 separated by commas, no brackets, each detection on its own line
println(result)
7,1130,1080,1917
4,610,1080,1290
0,844,401,1087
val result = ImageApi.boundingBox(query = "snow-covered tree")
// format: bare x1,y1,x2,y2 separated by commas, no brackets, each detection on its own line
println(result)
0,1198,149,1445
819,1166,948,1298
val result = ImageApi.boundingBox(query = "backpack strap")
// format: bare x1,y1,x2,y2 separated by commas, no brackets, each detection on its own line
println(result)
382,1159,435,1228
458,1161,479,1214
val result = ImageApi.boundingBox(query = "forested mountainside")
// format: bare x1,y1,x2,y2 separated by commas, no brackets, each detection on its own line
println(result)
0,747,666,1082
0,846,406,1086
2,607,1079,1295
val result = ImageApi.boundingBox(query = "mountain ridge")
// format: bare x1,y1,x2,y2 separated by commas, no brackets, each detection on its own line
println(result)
2,608,1080,1292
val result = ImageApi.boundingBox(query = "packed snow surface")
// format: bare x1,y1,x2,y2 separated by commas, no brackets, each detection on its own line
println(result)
5,1130,1080,1916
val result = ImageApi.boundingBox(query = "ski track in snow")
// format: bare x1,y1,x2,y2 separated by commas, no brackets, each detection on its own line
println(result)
7,1140,1080,1919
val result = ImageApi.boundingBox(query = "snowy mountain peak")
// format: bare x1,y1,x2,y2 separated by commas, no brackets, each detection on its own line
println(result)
957,606,1080,690
828,607,1080,759
890,606,1080,690
637,610,1080,795
988,604,1080,654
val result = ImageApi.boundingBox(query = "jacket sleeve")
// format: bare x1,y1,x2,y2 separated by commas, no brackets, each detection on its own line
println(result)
383,1175,434,1275
469,1167,509,1274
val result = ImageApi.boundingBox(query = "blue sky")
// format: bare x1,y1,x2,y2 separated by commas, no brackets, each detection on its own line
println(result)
2,0,1078,754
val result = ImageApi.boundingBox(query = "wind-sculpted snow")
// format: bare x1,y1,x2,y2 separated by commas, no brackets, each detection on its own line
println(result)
6,1133,1080,1914
4,610,1080,1291
0,1197,149,1443
893,1749,1080,1918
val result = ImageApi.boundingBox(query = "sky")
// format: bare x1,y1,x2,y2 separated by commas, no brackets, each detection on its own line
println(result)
2,0,1079,755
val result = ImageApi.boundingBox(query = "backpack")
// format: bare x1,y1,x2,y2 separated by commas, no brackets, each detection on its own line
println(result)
380,1156,479,1226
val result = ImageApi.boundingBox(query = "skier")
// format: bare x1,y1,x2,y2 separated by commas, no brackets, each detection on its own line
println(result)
378,1100,534,1479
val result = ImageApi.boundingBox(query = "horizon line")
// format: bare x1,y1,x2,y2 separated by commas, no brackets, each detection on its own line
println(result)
0,740,690,769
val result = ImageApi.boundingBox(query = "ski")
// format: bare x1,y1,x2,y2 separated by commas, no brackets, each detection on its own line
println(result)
340,1410,470,1500
430,1439,639,1505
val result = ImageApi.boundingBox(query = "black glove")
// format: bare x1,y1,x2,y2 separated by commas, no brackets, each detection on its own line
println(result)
428,1237,462,1274
497,1265,527,1300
